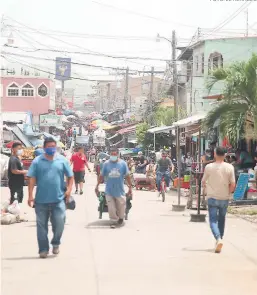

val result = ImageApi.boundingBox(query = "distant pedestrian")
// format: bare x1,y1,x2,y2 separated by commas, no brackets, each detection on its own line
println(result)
70,146,91,195
27,137,74,259
73,128,77,139
202,147,236,253
95,147,132,228
8,142,28,204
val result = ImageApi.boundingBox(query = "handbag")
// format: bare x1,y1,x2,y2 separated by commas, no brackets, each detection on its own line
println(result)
66,196,76,210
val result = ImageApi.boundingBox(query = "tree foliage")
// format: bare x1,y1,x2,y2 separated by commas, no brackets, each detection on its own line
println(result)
204,53,257,145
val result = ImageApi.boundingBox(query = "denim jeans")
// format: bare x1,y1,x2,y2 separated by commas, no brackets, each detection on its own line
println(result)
156,171,171,192
208,198,229,240
35,200,66,254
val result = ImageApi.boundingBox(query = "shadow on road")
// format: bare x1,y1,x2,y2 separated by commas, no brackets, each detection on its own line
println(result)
4,255,56,261
85,220,112,229
182,247,214,253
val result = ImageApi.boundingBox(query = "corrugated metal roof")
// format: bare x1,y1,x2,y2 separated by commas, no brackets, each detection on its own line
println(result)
2,112,28,123
147,125,175,134
173,113,207,128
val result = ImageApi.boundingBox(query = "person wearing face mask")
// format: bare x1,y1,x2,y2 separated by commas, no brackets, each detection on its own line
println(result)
70,146,91,194
156,151,174,195
8,142,28,204
95,147,132,228
27,137,74,259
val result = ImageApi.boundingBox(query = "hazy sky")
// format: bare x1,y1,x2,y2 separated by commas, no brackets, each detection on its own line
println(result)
1,0,257,94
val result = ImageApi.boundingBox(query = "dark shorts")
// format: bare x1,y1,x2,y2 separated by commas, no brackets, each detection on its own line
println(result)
74,171,85,184
9,185,24,203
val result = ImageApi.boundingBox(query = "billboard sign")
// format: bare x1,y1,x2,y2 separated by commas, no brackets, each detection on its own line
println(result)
55,57,71,81
40,115,62,127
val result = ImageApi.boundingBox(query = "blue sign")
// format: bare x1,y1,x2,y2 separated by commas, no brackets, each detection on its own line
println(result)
55,57,71,81
233,173,249,200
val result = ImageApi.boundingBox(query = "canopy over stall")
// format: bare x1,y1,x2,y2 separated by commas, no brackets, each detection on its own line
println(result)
147,125,175,151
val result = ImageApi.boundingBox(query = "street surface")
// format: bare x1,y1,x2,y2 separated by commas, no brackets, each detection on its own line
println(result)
1,171,257,295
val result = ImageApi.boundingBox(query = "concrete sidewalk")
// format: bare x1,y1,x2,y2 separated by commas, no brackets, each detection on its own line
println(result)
1,174,257,295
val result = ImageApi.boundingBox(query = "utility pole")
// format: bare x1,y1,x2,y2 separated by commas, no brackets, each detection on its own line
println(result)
171,30,184,211
245,9,249,37
124,67,129,113
149,67,154,112
61,80,65,110
172,30,178,121
107,83,111,111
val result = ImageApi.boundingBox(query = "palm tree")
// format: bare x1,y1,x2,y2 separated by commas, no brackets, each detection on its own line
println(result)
204,53,257,145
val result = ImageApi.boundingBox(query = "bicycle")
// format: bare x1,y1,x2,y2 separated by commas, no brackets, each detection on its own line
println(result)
159,176,166,202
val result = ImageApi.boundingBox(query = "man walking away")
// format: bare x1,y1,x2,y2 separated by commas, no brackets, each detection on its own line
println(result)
202,147,235,253
95,147,132,229
27,137,74,259
8,142,28,204
70,146,91,194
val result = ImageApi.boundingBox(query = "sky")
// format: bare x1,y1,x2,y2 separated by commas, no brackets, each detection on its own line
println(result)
1,0,257,97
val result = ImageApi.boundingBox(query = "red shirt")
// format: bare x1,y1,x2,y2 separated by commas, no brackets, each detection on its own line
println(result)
71,153,87,172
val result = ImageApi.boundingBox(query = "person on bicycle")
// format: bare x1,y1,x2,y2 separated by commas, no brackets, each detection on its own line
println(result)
156,151,174,194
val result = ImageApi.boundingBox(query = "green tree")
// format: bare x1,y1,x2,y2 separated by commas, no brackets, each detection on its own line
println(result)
204,53,257,145
136,122,150,145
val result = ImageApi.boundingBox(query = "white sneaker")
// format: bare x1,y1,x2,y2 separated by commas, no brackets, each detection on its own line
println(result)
215,239,223,253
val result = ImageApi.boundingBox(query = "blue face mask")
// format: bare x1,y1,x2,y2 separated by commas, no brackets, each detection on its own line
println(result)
110,156,118,162
44,147,57,156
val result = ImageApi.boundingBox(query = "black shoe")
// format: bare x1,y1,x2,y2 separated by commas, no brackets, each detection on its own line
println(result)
117,219,124,226
75,190,78,194
80,190,83,195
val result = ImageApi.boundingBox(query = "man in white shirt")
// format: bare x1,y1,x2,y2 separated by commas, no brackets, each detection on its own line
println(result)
202,147,236,253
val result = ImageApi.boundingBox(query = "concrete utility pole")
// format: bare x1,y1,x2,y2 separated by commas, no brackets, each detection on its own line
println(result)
171,30,183,210
149,67,154,112
245,9,249,37
107,83,111,111
124,67,129,112
172,30,178,121
138,69,165,112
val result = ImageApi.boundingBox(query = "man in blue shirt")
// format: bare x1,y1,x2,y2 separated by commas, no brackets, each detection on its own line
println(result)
95,147,132,228
27,137,74,259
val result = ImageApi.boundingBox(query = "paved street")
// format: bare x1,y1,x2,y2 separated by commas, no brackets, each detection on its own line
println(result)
1,172,257,295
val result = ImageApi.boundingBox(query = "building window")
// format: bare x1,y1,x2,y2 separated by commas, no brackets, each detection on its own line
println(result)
208,52,223,74
195,56,199,72
7,83,19,96
220,55,224,68
22,83,34,97
201,54,204,74
38,83,48,97
208,58,211,74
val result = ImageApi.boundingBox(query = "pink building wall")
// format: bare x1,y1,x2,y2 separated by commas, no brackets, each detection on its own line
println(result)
1,77,55,116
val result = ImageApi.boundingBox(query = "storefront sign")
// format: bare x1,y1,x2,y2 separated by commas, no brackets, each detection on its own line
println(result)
40,115,62,127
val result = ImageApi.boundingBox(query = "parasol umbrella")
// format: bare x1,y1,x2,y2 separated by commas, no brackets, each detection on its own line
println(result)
91,119,111,129
57,141,65,148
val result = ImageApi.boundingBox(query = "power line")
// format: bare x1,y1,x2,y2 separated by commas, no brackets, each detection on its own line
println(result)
4,44,170,62
6,25,158,41
89,0,197,28
1,55,116,82
5,17,156,67
2,51,148,72
205,2,252,38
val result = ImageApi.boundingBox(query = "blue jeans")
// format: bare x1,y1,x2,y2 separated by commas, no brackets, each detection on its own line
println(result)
35,201,66,254
156,171,170,192
208,198,229,240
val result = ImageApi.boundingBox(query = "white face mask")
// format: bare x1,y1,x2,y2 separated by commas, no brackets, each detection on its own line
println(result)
17,149,23,156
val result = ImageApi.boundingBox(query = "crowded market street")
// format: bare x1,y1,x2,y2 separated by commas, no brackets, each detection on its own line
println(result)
1,170,257,295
